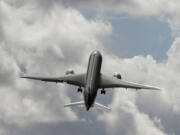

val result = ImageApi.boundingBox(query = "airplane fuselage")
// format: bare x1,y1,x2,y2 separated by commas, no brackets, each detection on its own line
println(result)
84,51,102,110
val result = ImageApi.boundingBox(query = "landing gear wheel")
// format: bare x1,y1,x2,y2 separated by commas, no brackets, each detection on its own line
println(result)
77,87,82,93
101,89,106,94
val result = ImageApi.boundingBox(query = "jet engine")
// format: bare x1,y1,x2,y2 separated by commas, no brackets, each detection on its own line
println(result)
113,73,122,79
65,69,75,75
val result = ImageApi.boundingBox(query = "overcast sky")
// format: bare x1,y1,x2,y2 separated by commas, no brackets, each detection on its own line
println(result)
0,0,180,135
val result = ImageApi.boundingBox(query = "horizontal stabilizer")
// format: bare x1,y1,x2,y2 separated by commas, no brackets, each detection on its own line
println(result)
64,101,111,112
64,101,84,108
93,102,111,111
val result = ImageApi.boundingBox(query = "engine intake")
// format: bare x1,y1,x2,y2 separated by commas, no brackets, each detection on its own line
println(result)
113,73,122,79
65,69,75,75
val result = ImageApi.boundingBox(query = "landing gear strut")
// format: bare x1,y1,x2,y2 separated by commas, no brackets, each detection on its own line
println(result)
101,89,106,94
77,87,82,93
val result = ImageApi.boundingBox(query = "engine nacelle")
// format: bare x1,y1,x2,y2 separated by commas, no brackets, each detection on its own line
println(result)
65,69,75,75
113,73,122,79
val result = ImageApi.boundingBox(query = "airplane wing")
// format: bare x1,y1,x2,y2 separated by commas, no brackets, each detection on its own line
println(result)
21,73,86,87
98,74,160,90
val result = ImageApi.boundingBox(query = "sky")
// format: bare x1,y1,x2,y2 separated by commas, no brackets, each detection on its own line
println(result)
0,0,180,135
82,11,174,61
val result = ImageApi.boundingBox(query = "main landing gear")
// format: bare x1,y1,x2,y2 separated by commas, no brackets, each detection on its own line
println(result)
101,89,106,95
77,87,82,93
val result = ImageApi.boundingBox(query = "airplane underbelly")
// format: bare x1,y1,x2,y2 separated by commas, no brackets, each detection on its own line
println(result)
84,87,97,108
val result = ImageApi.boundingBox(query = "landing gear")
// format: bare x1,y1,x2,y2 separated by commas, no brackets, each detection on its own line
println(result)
101,89,106,94
77,87,82,93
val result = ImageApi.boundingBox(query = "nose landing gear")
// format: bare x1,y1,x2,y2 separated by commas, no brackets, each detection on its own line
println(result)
101,89,106,94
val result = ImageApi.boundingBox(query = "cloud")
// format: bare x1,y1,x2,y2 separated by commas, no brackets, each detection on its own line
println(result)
4,0,180,36
38,0,180,36
0,0,111,132
1,0,180,135
98,92,167,135
97,37,180,135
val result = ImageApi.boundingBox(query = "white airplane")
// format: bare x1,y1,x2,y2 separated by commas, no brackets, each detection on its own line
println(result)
21,50,160,111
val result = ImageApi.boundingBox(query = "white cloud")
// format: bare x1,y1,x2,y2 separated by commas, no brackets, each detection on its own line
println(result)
98,37,180,135
99,92,167,135
1,0,180,135
45,0,180,36
0,0,111,129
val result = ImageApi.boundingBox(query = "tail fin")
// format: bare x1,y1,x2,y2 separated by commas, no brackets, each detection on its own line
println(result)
64,101,111,111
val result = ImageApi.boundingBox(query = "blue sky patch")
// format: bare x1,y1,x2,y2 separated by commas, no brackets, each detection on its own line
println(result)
82,11,174,61
107,16,174,61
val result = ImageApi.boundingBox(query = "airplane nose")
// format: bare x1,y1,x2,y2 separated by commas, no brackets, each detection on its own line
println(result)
92,50,100,54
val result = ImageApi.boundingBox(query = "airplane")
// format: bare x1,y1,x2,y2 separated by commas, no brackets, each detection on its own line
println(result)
21,50,160,111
